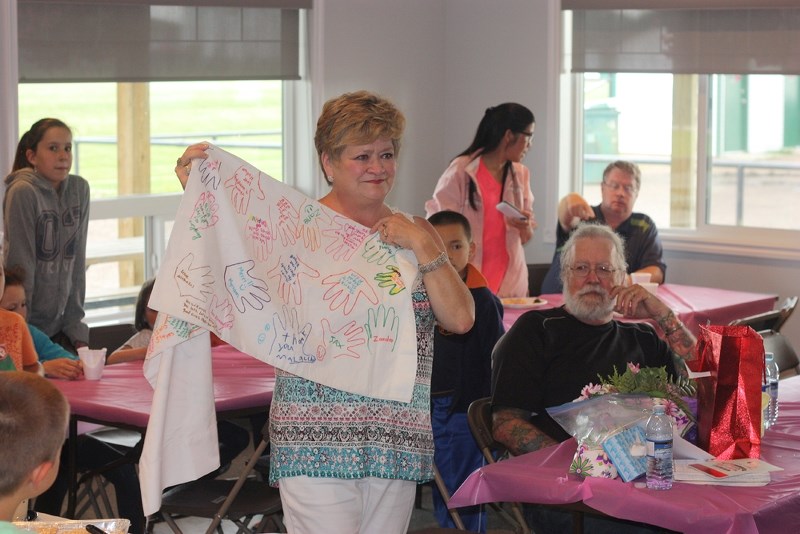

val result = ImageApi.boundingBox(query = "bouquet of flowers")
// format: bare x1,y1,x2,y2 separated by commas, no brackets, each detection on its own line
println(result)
548,363,697,480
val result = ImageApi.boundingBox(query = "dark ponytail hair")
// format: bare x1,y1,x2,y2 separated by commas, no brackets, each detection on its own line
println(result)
134,278,157,331
12,118,72,172
457,103,534,210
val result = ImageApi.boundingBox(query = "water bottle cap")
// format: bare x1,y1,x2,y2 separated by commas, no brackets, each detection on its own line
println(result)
765,352,775,361
653,404,666,414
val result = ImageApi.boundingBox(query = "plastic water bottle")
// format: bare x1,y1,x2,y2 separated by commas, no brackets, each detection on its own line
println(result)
646,404,673,490
765,352,779,427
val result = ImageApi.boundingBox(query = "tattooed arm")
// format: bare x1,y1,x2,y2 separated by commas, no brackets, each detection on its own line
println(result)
611,284,698,361
656,309,698,361
492,406,558,456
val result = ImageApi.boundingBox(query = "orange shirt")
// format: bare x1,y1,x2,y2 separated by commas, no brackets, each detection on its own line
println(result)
0,308,38,371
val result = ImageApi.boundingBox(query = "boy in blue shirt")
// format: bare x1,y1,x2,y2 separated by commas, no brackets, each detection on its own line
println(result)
428,211,505,533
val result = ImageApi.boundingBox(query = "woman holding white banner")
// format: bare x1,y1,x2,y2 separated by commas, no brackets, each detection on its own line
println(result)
174,90,474,533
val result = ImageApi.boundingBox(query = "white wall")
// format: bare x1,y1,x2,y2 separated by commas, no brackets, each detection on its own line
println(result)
310,0,448,212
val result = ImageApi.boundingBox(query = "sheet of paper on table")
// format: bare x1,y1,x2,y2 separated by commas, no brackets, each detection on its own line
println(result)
674,458,783,486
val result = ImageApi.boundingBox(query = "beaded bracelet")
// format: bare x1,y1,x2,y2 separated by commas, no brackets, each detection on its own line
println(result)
418,250,449,274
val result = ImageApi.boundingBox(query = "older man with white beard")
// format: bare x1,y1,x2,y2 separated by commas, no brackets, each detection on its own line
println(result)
491,223,696,456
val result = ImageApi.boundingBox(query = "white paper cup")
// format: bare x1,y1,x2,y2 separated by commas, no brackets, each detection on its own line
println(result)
640,282,659,295
630,272,652,285
78,347,107,380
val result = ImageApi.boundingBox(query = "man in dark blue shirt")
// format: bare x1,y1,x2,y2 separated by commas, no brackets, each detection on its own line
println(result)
541,161,666,293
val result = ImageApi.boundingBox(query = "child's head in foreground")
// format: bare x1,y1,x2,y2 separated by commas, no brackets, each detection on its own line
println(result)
0,372,69,512
427,210,476,279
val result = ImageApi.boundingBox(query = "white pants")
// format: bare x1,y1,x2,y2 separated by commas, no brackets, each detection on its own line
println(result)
279,476,416,534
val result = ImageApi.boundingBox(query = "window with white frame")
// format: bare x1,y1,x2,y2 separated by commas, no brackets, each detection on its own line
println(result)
579,73,800,232
565,7,800,257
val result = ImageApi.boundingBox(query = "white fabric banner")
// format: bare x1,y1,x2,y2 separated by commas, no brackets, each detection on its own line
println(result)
139,144,420,514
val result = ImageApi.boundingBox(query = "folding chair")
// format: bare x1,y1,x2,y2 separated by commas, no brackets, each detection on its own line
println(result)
88,323,136,354
73,427,144,520
74,472,115,519
761,329,800,379
776,296,798,332
429,463,468,531
729,296,797,334
527,263,552,297
158,420,284,534
465,398,530,534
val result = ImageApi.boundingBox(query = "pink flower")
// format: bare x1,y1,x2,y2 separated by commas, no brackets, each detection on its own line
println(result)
577,383,604,400
627,362,641,374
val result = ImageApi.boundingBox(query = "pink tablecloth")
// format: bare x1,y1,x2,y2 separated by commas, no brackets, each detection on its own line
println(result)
504,283,777,335
449,375,800,534
51,343,275,429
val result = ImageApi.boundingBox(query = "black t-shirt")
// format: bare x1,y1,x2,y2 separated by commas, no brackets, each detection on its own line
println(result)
491,306,677,442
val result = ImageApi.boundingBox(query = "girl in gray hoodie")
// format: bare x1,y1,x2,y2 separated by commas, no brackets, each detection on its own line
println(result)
4,118,90,353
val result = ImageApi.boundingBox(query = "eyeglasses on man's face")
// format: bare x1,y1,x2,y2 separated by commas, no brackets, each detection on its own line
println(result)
602,180,638,196
569,263,617,280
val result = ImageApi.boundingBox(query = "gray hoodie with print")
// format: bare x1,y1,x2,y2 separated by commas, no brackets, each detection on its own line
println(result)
3,168,90,345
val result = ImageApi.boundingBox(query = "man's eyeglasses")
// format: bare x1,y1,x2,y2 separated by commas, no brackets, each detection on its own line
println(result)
602,180,637,195
569,263,617,280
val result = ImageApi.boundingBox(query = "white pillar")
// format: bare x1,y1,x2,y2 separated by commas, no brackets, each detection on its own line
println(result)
0,0,20,225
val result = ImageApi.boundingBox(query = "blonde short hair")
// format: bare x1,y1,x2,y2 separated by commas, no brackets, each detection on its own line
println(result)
314,90,405,184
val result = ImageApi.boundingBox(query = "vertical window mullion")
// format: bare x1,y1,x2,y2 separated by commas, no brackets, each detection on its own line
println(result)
696,75,711,232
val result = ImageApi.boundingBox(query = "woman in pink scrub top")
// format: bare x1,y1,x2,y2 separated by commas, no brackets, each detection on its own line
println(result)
426,103,536,297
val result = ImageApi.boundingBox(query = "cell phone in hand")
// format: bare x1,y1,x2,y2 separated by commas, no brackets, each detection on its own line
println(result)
496,201,527,221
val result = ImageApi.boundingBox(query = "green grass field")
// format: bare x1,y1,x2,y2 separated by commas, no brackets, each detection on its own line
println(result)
18,81,284,197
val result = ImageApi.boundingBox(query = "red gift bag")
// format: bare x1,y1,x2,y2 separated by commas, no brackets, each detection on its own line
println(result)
688,324,765,459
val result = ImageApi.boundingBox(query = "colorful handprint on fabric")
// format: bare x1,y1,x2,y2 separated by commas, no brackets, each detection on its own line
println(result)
269,305,315,364
150,315,200,353
362,233,398,265
316,319,365,361
366,304,400,353
276,197,299,247
174,254,214,302
208,294,235,333
323,216,370,261
189,191,220,239
321,269,379,315
245,211,276,262
267,254,320,305
223,260,271,313
225,165,266,214
199,158,222,190
374,265,406,295
296,201,331,252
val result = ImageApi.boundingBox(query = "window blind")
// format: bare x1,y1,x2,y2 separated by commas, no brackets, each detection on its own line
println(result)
18,1,309,82
570,8,800,74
